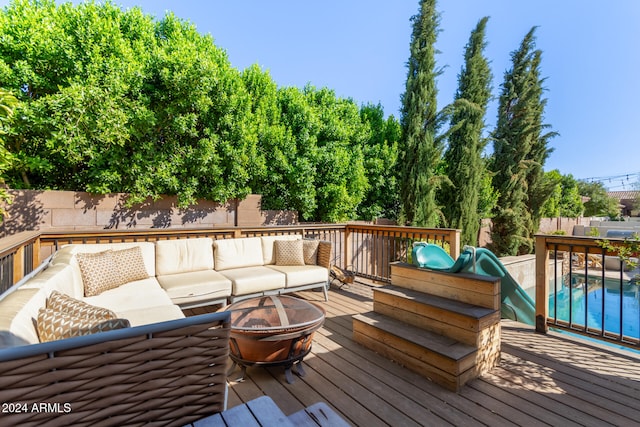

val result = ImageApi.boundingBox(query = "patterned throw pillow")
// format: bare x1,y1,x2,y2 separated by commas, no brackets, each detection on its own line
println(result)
36,308,130,343
275,240,305,266
112,246,149,283
303,240,320,265
76,250,122,297
47,290,116,320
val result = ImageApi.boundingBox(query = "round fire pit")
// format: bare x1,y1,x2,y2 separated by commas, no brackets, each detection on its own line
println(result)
225,295,325,383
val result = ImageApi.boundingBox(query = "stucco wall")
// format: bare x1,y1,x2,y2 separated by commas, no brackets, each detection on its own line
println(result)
0,190,297,236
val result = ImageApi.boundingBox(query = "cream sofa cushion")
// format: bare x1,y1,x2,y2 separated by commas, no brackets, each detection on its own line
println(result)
214,237,264,271
155,238,214,276
219,266,285,295
0,288,46,347
260,235,301,265
157,270,232,305
21,263,83,299
83,278,173,313
117,305,185,327
267,265,329,288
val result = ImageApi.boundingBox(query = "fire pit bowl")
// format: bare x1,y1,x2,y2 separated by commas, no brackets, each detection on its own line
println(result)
225,295,325,383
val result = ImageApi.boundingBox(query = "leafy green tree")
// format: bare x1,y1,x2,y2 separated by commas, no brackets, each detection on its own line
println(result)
358,104,400,221
477,167,499,220
441,17,492,246
490,27,555,255
540,170,583,218
578,180,620,218
521,44,558,236
398,0,449,227
258,83,371,222
244,66,314,218
0,1,257,207
134,12,258,206
0,0,390,222
273,86,320,219
305,86,368,222
0,88,17,218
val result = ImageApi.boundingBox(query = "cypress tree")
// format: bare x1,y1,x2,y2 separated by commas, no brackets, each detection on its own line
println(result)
523,50,558,237
398,0,448,227
441,17,492,246
490,27,555,255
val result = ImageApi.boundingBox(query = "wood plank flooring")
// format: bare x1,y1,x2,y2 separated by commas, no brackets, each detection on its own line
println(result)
191,282,640,426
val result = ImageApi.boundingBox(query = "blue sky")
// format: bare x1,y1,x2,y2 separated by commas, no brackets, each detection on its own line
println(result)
3,1,639,189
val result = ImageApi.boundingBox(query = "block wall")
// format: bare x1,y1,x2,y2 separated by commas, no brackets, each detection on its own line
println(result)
0,190,297,236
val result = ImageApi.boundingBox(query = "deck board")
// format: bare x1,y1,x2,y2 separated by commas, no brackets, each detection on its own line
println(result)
194,281,640,426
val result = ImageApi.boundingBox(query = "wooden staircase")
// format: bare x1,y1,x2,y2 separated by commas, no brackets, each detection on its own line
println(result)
353,262,501,392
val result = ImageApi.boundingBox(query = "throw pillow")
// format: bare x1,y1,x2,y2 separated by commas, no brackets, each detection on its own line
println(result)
112,246,149,283
303,240,320,265
76,250,122,297
36,308,130,343
274,239,305,266
47,290,116,320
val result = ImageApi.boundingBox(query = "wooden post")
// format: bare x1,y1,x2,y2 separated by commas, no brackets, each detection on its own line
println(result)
449,229,461,259
344,225,351,269
535,235,549,333
33,237,41,269
13,246,24,285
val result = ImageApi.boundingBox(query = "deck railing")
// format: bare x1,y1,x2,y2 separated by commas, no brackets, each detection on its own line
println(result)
0,224,460,294
535,234,640,348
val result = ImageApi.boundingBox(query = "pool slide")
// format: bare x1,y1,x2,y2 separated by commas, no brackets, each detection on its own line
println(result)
411,243,536,325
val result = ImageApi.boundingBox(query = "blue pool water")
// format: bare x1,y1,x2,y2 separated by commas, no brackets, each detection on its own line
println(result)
549,277,640,340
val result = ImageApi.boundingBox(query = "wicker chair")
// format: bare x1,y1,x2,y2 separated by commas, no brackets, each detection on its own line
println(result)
0,311,230,427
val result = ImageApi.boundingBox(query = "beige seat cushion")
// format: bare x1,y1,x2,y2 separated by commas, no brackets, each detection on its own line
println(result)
117,305,185,327
83,278,173,312
267,265,329,288
155,238,214,276
219,266,285,295
260,235,301,265
157,270,232,305
214,237,264,271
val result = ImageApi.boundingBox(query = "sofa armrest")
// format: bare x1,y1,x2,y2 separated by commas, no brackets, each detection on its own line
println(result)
0,311,231,426
316,241,332,270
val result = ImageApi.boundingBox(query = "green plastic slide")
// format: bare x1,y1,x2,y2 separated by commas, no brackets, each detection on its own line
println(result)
411,243,536,325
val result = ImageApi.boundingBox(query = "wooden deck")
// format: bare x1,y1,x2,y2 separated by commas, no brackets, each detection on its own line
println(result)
191,281,640,426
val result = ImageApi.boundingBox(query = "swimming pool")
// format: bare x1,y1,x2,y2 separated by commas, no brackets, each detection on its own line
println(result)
549,276,640,340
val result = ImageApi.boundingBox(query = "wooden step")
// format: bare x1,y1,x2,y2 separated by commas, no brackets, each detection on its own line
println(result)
352,311,478,391
390,262,500,310
373,285,501,347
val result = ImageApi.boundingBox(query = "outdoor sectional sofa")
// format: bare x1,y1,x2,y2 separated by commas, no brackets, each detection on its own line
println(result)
0,235,331,349
0,235,331,424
